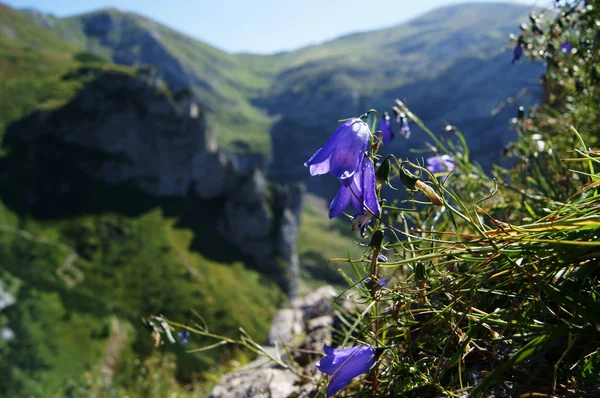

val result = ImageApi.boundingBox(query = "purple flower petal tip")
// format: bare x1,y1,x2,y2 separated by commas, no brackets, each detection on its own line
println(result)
512,43,524,64
379,114,394,145
305,119,371,179
329,156,380,229
178,330,189,345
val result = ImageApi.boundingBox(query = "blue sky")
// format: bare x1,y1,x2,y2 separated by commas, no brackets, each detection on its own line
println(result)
6,0,546,53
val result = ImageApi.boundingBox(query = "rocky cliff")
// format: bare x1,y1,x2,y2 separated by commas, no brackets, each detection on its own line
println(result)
2,67,302,295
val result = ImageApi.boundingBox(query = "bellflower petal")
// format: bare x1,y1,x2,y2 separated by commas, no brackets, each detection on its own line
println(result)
368,253,389,264
328,156,380,237
560,42,572,54
400,117,411,139
316,345,379,397
360,275,389,290
329,157,367,218
426,155,455,174
361,158,380,218
305,119,371,179
306,147,331,176
379,113,394,145
512,43,524,64
348,162,364,214
178,330,189,345
329,180,353,219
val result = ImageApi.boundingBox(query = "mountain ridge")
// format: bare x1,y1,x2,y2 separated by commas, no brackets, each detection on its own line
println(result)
15,2,544,167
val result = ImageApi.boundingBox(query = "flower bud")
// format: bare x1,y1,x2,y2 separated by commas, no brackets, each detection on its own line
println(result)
415,262,427,282
400,163,420,191
369,230,384,249
376,157,391,187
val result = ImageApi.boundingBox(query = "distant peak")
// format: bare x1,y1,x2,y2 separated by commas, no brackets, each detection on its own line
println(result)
87,7,121,15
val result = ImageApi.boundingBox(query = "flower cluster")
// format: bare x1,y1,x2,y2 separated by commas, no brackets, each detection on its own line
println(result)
306,108,454,395
305,118,381,236
378,110,411,144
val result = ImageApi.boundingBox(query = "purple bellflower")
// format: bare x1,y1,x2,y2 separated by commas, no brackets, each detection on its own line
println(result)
426,155,455,174
305,118,371,180
377,276,388,286
329,156,381,237
368,253,388,263
178,330,189,345
394,111,411,139
512,43,524,64
360,275,389,290
317,345,380,397
399,115,411,139
560,42,572,54
379,112,394,144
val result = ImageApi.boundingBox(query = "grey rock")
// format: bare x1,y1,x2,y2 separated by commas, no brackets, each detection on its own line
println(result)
20,9,55,29
6,72,215,198
210,285,342,398
296,286,337,321
0,327,15,342
209,368,299,398
209,347,300,398
217,170,272,262
217,174,304,294
0,24,17,40
268,309,303,346
307,315,333,332
303,316,333,353
0,282,15,312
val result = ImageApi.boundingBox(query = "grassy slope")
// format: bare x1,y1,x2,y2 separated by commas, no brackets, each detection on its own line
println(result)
252,3,532,97
0,5,283,396
0,4,81,142
153,26,274,155
297,194,366,291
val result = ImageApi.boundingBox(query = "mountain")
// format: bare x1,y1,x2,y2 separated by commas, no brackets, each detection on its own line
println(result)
255,3,545,192
0,2,547,396
21,2,544,176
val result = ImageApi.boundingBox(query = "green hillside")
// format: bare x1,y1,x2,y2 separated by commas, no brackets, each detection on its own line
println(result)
262,3,531,95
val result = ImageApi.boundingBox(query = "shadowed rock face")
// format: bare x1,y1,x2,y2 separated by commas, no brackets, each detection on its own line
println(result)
3,69,303,295
6,70,223,198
